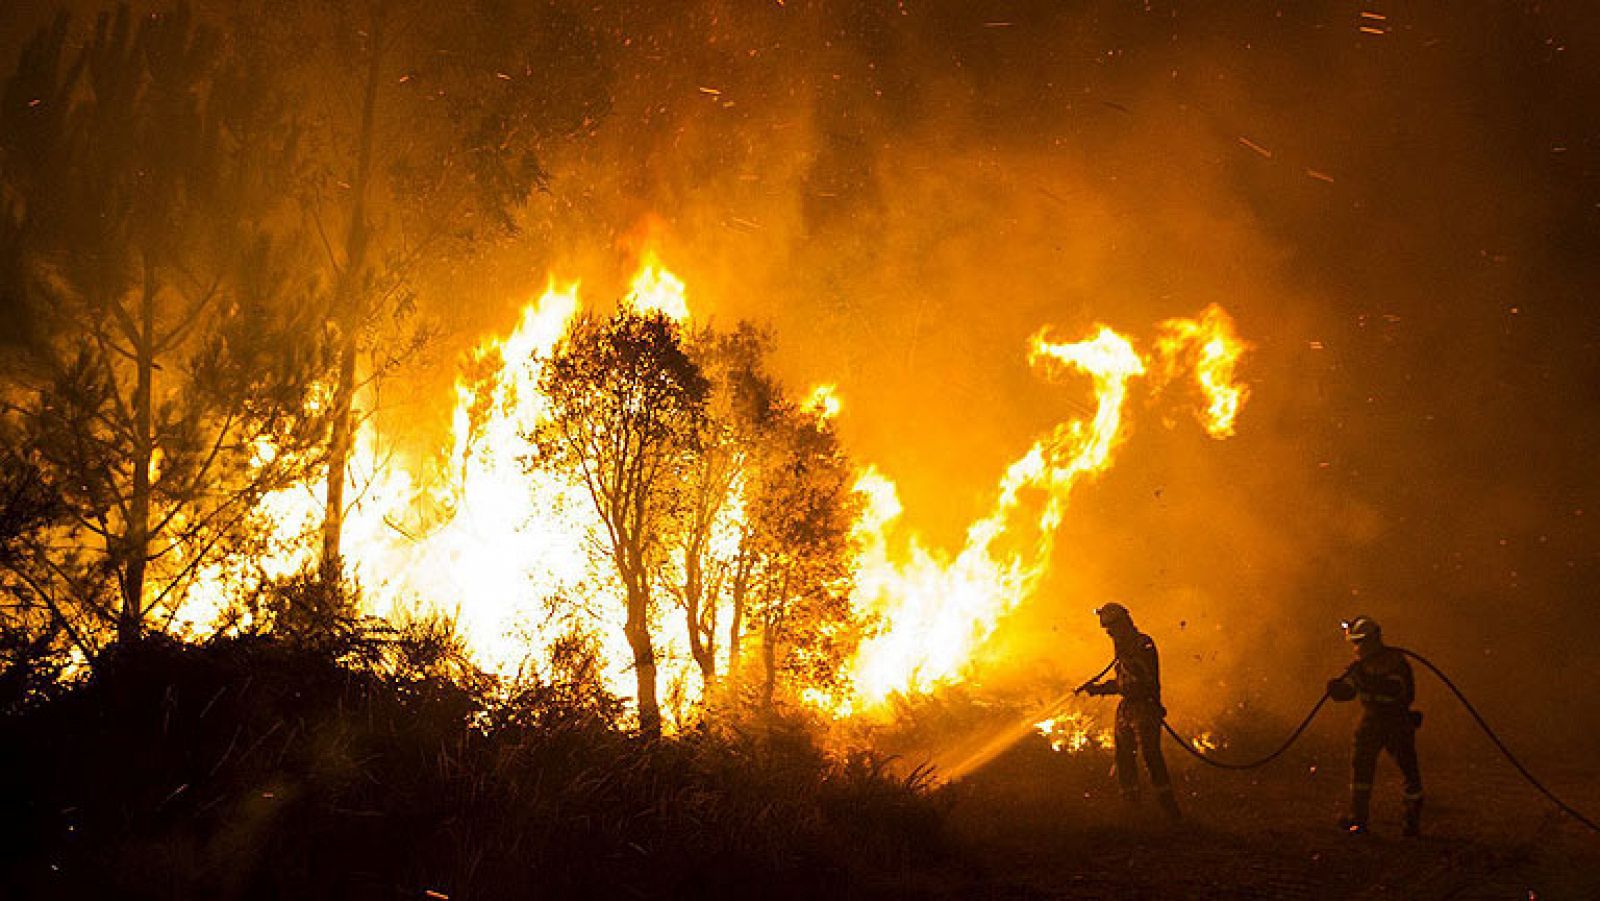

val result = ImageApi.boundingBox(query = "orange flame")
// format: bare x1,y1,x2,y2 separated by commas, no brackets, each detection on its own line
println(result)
805,383,843,421
1154,304,1249,438
1035,712,1116,753
835,313,1246,715
624,252,691,322
838,325,1150,713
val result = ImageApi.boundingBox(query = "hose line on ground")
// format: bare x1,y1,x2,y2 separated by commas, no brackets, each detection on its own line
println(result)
1396,648,1599,834
1131,648,1598,833
1160,692,1331,771
1074,657,1332,770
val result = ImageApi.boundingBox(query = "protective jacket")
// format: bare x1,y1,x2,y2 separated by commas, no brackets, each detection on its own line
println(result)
1328,642,1423,834
1087,629,1177,816
1092,631,1163,710
1328,644,1414,713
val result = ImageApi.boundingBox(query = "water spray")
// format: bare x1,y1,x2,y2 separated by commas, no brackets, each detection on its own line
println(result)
939,659,1116,781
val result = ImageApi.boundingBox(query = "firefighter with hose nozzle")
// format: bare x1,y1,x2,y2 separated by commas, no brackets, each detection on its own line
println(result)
1326,615,1425,836
1077,602,1181,820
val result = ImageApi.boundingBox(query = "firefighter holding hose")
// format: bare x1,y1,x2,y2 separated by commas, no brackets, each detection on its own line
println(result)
1327,615,1424,836
1078,602,1181,820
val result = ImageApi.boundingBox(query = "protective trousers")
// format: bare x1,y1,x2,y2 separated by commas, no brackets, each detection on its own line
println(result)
1114,700,1179,818
1350,711,1423,831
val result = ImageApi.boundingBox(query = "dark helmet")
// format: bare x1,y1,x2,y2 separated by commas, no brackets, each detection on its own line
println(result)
1095,602,1132,629
1342,615,1381,644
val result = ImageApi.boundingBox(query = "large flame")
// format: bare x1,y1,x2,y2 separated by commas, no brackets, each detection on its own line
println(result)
840,328,1144,713
185,256,1248,723
837,311,1247,715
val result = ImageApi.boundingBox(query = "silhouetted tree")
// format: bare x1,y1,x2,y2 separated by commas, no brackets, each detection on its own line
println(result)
231,0,611,579
741,404,860,709
0,6,326,654
532,309,708,738
670,324,780,690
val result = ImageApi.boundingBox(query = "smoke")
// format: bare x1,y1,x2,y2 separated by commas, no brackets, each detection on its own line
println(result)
484,0,1598,750
393,1,1600,749
7,0,1597,750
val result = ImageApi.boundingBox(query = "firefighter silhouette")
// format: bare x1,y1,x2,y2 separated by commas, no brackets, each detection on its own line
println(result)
1080,603,1181,820
1327,615,1424,836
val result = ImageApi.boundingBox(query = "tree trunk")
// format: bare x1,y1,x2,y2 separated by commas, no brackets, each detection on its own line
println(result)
320,2,384,578
622,553,661,738
321,338,358,575
725,547,751,692
626,583,661,739
760,621,777,710
759,570,792,710
119,260,158,646
683,539,715,684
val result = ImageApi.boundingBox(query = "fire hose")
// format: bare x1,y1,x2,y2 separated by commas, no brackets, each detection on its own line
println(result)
1159,692,1331,771
1072,656,1331,770
1075,650,1600,833
1395,648,1598,834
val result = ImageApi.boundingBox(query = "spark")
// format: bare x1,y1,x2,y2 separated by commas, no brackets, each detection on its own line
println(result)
1238,136,1273,159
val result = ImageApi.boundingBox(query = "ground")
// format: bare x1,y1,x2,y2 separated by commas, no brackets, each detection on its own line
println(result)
921,737,1600,900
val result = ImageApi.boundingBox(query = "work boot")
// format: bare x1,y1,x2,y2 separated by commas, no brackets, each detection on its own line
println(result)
1402,797,1423,837
1341,786,1372,835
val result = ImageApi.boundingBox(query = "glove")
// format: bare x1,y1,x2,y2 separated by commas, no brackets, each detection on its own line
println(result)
1085,682,1114,697
1326,678,1357,702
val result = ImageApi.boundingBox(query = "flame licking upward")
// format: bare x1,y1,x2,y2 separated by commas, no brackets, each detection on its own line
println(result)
805,383,843,421
840,309,1245,714
1155,304,1249,438
624,253,691,322
841,326,1147,713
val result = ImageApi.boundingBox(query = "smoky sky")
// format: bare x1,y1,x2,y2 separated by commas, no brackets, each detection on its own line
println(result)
509,0,1600,748
5,1,1599,748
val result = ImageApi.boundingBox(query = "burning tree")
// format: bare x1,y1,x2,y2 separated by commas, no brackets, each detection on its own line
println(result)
231,0,610,581
740,402,861,710
532,309,709,738
0,7,327,654
668,323,781,690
